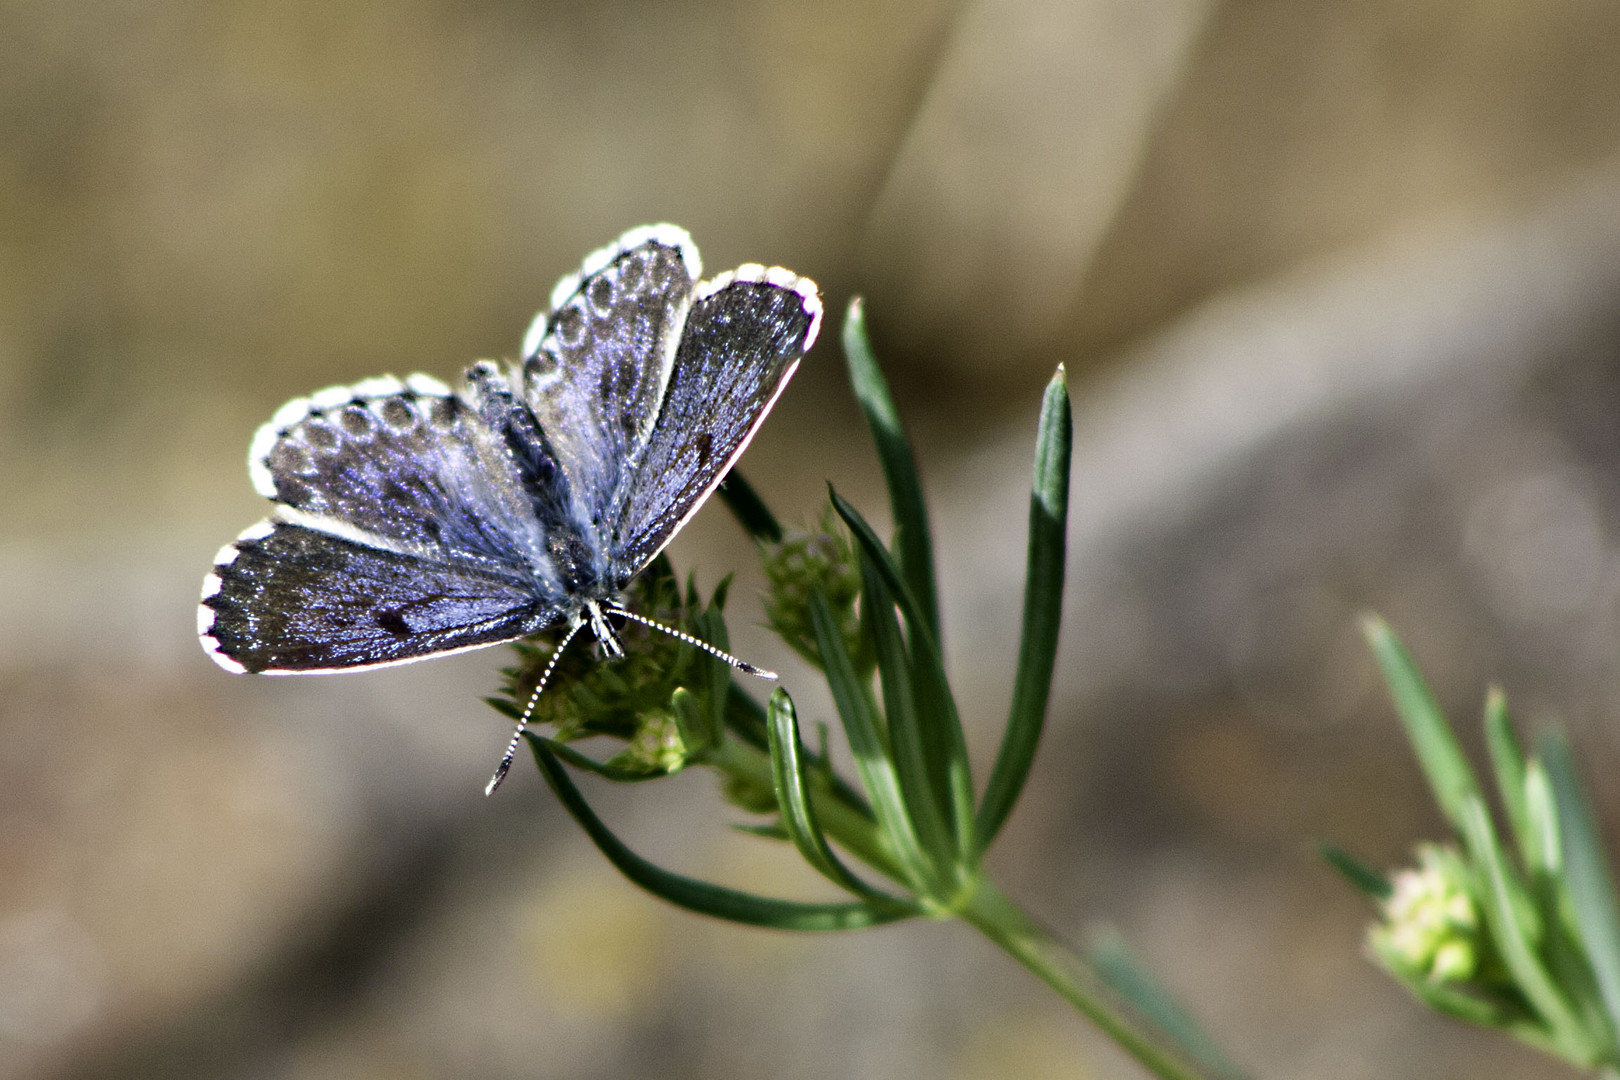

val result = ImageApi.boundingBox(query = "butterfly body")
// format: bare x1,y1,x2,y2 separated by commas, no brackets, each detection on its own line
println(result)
200,225,821,676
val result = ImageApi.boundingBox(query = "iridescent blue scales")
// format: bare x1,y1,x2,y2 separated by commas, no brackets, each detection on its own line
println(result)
199,224,821,679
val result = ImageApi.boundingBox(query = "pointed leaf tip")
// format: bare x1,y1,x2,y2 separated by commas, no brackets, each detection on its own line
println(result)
1317,842,1393,900
1359,611,1390,643
1361,615,1481,834
976,369,1071,851
765,687,918,912
840,304,940,639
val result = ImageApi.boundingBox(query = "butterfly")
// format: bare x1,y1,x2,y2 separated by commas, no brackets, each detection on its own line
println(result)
198,224,822,791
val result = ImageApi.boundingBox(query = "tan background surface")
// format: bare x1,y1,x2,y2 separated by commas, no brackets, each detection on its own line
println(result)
5,1,1620,1076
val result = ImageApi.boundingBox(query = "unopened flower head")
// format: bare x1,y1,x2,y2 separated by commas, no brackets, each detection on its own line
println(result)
1369,844,1481,985
496,559,709,765
761,509,868,671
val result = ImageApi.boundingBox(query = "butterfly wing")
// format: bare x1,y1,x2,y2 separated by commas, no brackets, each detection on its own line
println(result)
610,265,822,575
200,521,558,672
200,370,574,673
520,224,701,538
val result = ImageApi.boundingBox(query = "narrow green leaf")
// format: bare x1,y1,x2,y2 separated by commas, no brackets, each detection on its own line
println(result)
1362,615,1482,832
808,589,937,893
832,488,975,858
483,694,522,721
1317,842,1393,900
1544,732,1620,1048
1404,978,1532,1031
693,604,733,745
978,366,1071,850
765,688,920,912
842,297,938,638
1087,929,1248,1080
1484,688,1535,870
717,470,782,543
710,572,733,611
528,736,908,930
861,556,955,869
1525,760,1561,879
723,681,872,816
1461,797,1594,1056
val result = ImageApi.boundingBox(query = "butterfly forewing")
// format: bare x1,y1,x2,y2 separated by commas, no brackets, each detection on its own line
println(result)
522,226,700,532
252,376,557,579
611,268,821,573
202,523,563,673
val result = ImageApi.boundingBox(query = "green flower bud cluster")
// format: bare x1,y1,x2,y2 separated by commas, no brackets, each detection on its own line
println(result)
491,558,719,775
761,510,870,672
1369,845,1483,984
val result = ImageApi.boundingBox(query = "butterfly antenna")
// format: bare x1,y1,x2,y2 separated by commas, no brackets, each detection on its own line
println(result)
607,607,778,680
485,619,587,796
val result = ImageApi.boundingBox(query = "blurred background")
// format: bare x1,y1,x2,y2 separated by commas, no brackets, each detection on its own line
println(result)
4,0,1620,1076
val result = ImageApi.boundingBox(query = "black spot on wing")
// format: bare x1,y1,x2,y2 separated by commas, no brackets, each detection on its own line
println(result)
376,609,411,637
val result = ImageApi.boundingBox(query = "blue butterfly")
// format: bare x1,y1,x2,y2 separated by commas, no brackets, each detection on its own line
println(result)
199,224,821,790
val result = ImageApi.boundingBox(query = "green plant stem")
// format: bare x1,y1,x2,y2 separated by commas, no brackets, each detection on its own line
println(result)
958,879,1236,1080
703,736,1236,1080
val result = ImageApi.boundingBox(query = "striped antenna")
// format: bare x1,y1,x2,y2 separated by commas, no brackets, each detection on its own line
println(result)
485,619,587,796
484,608,777,795
606,606,778,680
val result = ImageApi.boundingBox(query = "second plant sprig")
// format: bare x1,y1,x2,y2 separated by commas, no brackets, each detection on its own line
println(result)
1328,618,1620,1073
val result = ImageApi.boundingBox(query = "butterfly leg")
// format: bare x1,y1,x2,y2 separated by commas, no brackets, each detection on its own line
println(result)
585,599,625,659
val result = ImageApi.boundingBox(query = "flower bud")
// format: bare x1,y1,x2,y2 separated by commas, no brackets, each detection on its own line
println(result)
604,709,695,776
761,511,868,671
1368,844,1481,984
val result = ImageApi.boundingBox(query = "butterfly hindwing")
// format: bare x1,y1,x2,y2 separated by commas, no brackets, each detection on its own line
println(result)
611,266,822,573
